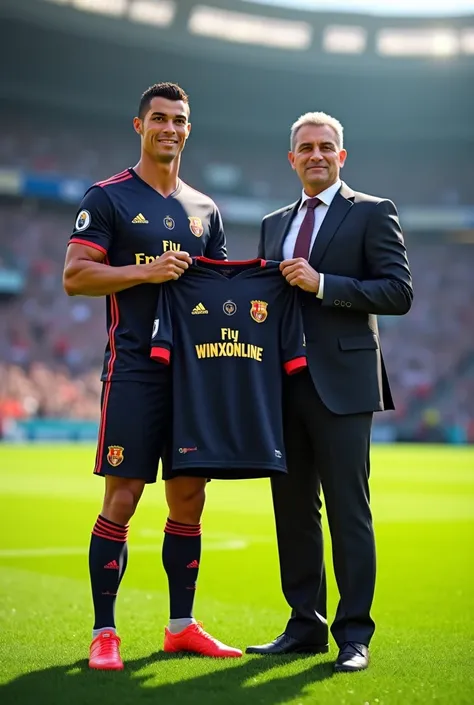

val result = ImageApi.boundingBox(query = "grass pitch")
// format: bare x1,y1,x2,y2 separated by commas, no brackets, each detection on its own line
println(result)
0,443,473,705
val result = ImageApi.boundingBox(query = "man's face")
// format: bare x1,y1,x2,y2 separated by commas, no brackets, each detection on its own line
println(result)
288,124,347,195
134,96,191,164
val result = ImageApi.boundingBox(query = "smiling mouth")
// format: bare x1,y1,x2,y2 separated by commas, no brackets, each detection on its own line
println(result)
158,139,178,145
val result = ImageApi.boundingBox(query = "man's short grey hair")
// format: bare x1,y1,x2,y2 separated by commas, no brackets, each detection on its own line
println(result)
290,112,344,151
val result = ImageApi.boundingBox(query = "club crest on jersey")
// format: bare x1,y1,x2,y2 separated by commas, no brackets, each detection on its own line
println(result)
107,446,124,467
223,300,237,316
250,300,268,323
75,210,91,231
188,216,204,237
164,216,175,230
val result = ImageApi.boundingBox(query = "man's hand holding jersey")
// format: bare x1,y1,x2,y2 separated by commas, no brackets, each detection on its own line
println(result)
143,250,193,283
280,258,321,295
64,243,192,297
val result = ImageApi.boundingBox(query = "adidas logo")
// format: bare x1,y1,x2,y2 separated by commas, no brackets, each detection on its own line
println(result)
187,559,199,569
132,213,149,224
191,303,208,315
104,560,120,570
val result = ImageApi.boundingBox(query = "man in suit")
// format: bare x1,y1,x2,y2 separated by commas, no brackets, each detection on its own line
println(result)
246,112,413,672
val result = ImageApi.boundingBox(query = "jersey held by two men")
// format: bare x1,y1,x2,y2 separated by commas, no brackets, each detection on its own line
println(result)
150,258,307,479
68,168,226,382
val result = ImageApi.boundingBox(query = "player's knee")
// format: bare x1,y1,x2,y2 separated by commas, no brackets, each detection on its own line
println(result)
102,480,144,524
166,481,206,524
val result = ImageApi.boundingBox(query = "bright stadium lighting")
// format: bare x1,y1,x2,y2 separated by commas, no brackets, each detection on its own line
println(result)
323,25,367,53
188,5,312,50
128,0,176,26
241,0,474,18
377,28,460,56
73,0,126,15
461,27,474,53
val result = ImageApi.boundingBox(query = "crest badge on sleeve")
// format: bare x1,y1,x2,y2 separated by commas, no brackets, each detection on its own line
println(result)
107,446,124,467
75,210,91,231
250,300,268,323
188,216,204,237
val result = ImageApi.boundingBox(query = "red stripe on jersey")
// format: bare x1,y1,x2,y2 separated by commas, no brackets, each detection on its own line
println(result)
68,238,107,255
106,292,120,381
284,356,307,375
95,169,130,186
151,347,171,364
97,174,133,189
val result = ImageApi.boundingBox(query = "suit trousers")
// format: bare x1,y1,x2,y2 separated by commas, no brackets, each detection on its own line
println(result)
272,369,376,647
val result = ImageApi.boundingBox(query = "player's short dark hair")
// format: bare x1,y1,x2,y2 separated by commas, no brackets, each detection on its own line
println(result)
138,82,189,120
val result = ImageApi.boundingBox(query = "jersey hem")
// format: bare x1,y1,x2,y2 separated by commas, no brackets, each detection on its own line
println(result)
284,356,307,375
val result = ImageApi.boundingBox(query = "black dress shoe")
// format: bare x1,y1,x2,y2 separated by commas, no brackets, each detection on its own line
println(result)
334,642,369,672
246,633,329,655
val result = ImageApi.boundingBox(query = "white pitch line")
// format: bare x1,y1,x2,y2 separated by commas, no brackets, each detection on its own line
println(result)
0,540,247,559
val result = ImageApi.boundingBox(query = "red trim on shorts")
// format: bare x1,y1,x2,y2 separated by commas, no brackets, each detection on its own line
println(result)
94,279,120,474
68,238,107,255
284,356,307,375
151,347,171,364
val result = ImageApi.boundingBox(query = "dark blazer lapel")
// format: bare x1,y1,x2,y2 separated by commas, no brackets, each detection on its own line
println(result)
271,201,299,260
309,182,355,270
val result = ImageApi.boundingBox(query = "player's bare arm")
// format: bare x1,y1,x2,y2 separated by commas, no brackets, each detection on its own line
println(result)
63,244,192,296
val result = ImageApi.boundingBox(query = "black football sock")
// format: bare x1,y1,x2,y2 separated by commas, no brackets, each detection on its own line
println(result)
163,518,201,628
89,515,129,633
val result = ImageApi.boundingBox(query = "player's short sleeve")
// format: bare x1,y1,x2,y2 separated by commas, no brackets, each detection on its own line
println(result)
150,284,173,365
68,186,114,255
205,205,227,261
280,287,307,375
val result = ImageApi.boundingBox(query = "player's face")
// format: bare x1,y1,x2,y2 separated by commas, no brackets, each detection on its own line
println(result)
288,124,347,196
136,97,191,164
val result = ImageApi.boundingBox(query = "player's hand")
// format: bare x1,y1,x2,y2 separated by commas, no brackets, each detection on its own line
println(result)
142,251,193,284
280,258,320,294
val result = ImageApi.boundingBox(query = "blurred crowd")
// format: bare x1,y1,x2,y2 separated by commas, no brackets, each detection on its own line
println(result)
1,199,473,442
0,113,472,207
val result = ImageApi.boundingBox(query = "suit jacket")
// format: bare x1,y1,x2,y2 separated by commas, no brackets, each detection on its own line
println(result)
258,182,413,415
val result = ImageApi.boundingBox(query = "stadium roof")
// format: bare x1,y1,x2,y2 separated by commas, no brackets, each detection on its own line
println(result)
243,0,474,17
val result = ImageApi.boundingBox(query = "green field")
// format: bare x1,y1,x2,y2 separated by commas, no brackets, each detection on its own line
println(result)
0,444,473,705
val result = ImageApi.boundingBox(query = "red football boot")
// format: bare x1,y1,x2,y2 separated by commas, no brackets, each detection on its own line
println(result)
89,630,124,670
164,622,242,658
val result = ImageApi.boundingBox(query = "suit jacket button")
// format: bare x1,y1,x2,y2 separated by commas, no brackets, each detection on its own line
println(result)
340,301,346,307
346,302,352,307
334,299,340,306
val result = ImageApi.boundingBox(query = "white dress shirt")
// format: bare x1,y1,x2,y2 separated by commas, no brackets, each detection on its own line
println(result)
282,179,342,299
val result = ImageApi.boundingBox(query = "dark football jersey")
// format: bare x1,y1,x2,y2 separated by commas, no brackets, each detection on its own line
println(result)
68,168,226,382
150,258,307,479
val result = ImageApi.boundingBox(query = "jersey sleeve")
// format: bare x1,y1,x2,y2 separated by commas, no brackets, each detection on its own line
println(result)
204,205,227,260
150,284,173,365
280,286,307,375
68,186,115,255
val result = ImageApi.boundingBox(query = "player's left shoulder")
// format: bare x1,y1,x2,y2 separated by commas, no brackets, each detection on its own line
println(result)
179,181,220,211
